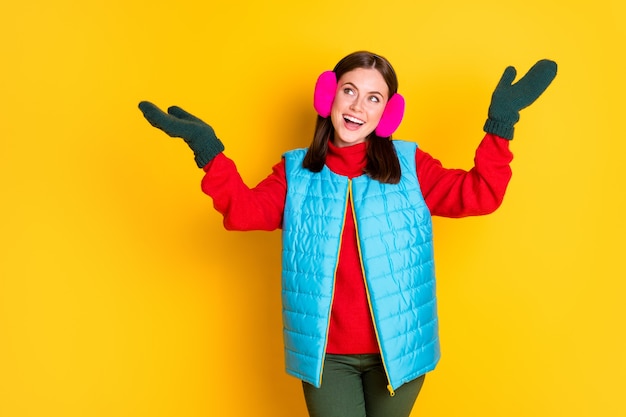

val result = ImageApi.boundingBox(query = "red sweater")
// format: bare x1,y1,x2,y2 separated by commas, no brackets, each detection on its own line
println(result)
201,134,513,354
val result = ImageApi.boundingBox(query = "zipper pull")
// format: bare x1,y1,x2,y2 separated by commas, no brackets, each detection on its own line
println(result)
387,384,396,397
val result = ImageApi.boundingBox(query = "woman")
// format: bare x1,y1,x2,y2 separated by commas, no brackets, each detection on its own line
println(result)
138,51,557,417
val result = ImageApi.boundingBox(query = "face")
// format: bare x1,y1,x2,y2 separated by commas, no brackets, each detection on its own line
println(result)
330,67,389,148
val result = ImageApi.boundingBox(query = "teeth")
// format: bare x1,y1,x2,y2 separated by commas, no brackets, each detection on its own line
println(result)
344,115,364,125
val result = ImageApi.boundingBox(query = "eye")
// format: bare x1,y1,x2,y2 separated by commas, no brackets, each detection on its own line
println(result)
369,95,381,103
343,87,355,95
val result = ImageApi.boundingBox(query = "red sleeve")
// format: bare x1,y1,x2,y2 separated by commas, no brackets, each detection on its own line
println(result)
200,153,287,231
416,133,514,218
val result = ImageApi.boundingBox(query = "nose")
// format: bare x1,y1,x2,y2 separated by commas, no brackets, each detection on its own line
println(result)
349,96,364,112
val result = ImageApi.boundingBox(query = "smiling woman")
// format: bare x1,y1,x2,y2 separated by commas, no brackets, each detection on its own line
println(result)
305,52,406,184
330,68,388,147
138,50,557,417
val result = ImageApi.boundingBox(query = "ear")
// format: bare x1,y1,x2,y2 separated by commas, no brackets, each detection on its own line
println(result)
313,71,337,118
375,93,405,137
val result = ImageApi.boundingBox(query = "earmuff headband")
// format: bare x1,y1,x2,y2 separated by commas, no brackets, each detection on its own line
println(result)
313,70,405,137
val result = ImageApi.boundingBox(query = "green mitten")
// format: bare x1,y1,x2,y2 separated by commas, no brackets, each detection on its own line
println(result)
483,59,557,140
138,101,225,168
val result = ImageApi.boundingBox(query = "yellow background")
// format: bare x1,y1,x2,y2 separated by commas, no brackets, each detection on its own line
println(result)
2,0,625,416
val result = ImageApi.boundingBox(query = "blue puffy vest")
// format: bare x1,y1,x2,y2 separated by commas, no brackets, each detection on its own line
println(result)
281,140,440,393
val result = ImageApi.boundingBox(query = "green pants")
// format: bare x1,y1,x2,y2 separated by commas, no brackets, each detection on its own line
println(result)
302,354,425,417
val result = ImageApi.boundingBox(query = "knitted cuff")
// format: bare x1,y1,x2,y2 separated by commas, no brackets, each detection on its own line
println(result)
483,119,514,140
194,138,225,168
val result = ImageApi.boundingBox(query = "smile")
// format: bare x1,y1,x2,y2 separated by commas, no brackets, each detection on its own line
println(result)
344,115,365,126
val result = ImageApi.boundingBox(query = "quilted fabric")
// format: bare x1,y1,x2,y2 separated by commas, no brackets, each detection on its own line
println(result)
282,141,440,391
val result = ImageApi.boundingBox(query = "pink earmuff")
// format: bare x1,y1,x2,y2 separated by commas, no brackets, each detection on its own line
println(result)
375,93,405,137
313,70,405,137
313,71,337,118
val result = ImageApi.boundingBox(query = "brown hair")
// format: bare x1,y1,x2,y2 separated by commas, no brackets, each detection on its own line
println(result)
302,51,402,184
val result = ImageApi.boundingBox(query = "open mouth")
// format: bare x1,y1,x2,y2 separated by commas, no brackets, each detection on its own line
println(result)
344,115,365,126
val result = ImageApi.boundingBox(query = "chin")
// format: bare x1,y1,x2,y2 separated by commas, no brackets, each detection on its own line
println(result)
337,129,373,144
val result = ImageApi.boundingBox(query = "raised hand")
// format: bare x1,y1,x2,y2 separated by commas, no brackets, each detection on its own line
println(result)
139,101,225,168
483,59,558,140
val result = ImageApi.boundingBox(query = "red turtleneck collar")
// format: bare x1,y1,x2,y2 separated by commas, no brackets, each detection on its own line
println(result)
325,140,368,179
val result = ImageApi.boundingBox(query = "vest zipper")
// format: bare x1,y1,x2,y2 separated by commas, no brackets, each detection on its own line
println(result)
318,180,350,387
348,180,396,397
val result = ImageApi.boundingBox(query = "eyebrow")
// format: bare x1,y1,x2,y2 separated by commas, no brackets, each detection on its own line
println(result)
342,82,384,97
